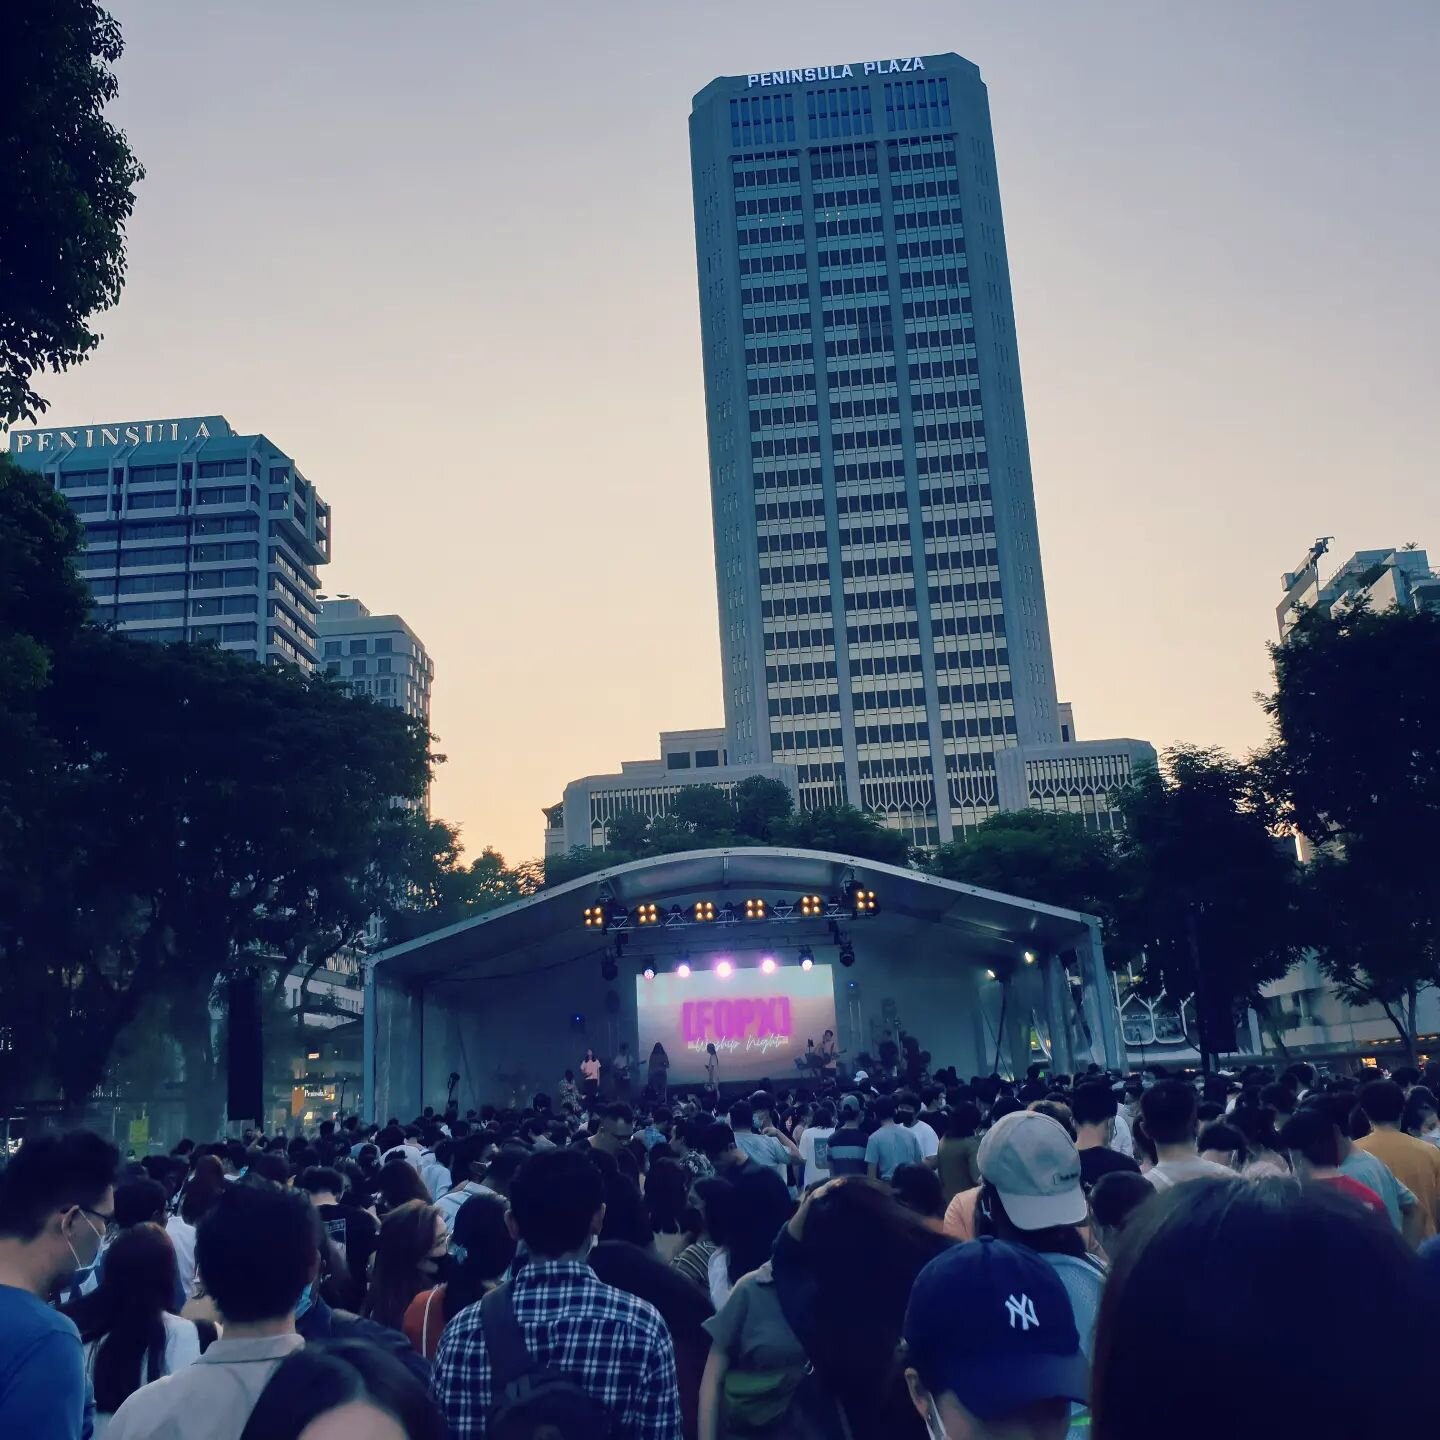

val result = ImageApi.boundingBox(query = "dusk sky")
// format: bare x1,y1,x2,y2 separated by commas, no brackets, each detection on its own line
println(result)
23,1,1440,864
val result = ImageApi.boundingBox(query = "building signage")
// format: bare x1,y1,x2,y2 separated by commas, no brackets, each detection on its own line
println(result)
747,57,926,87
7,415,232,455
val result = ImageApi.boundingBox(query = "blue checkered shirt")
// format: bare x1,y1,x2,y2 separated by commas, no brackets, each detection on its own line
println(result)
431,1258,683,1440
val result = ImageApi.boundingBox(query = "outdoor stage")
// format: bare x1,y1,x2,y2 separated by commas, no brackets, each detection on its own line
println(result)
363,847,1123,1120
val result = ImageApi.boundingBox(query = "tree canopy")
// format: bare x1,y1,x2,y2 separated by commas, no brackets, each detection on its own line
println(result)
1,1,145,423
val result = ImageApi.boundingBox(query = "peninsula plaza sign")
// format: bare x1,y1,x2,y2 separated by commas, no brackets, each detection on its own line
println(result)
8,416,233,455
746,57,927,87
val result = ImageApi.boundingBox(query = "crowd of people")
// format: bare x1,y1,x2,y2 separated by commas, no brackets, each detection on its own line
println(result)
1,1056,1435,1438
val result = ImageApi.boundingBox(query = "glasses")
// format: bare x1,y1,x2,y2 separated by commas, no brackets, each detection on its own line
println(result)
80,1207,118,1240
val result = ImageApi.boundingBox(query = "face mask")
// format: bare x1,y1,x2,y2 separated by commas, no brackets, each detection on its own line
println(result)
64,1209,105,1276
294,1282,315,1320
752,1113,766,1131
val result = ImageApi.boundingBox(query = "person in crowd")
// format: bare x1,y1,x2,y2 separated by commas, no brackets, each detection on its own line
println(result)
613,1041,635,1102
374,1158,433,1215
0,1131,119,1440
818,1029,841,1080
866,1095,925,1181
676,1117,717,1183
825,1094,870,1178
167,1153,226,1301
580,1048,603,1104
648,1042,672,1102
705,1167,793,1310
1089,1178,1427,1439
1299,1092,1418,1239
638,1107,672,1154
1354,1079,1440,1239
587,1102,636,1158
1278,1108,1386,1217
429,1138,495,1230
891,1162,945,1220
558,1068,581,1111
1195,1121,1249,1172
64,1223,199,1435
1403,1086,1440,1146
431,1148,682,1440
403,1191,514,1361
900,1090,940,1160
645,1157,693,1265
703,1177,951,1440
299,1165,380,1311
364,1200,447,1333
243,1150,292,1188
705,1042,720,1095
1138,1081,1235,1191
106,1184,311,1439
975,1110,1106,1371
240,1336,445,1440
902,1238,1090,1440
1087,1171,1155,1263
672,1177,732,1297
1070,1084,1141,1192
729,1100,798,1183
1226,1097,1288,1176
590,1239,715,1440
797,1103,836,1189
935,1102,983,1205
69,1175,173,1305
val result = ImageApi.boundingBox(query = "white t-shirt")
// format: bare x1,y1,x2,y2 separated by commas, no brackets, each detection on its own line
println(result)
798,1126,836,1187
86,1312,201,1435
735,1131,791,1183
1111,1110,1135,1158
1146,1155,1236,1190
165,1215,198,1298
908,1119,940,1160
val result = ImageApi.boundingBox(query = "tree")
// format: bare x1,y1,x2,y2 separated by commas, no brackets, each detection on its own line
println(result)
732,776,796,842
1111,746,1305,1072
1,2,145,423
925,810,1119,922
774,804,913,865
1263,602,1440,1056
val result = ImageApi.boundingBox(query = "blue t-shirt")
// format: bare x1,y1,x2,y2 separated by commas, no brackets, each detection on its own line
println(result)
0,1282,87,1439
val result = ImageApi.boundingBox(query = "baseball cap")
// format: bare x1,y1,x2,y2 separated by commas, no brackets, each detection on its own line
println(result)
977,1110,1086,1230
903,1237,1089,1421
839,1095,863,1118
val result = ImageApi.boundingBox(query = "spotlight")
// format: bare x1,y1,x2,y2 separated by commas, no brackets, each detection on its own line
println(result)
760,956,777,974
715,959,734,979
744,898,768,920
642,967,656,981
838,941,855,968
582,904,608,930
635,902,660,926
799,894,824,917
676,962,692,979
798,945,815,971
1023,950,1037,965
694,900,715,923
847,885,878,917
985,968,997,981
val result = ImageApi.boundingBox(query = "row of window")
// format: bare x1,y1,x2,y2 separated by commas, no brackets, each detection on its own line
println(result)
933,647,1008,671
763,627,835,651
747,371,814,396
740,250,806,276
741,282,809,305
749,403,818,429
900,325,978,351
915,448,988,477
760,564,833,590
928,546,1001,576
771,728,845,752
757,528,826,554
761,593,829,618
766,660,840,684
856,721,930,745
844,586,916,611
931,579,1003,605
941,714,1018,739
836,490,903,514
732,162,802,189
744,342,813,365
768,692,841,716
754,435,820,458
860,755,931,778
828,363,898,388
754,465,824,490
839,523,909,545
743,312,811,336
923,512,995,539
812,185,881,209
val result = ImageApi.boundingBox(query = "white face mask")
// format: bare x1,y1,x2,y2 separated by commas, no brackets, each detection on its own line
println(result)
65,1209,105,1275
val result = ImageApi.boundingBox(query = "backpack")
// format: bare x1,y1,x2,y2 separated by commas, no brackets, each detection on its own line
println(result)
481,1283,607,1440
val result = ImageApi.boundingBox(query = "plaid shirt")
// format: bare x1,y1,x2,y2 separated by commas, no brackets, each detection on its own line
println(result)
431,1258,682,1440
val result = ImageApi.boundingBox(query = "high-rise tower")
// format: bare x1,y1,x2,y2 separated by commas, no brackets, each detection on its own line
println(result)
691,53,1060,845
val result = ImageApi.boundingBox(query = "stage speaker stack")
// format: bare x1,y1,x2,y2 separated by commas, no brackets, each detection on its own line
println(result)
227,973,264,1124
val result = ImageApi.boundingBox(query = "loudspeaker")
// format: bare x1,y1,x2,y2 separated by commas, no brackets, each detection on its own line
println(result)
226,973,263,1123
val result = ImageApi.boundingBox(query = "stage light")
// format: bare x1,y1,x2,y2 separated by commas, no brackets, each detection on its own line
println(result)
798,945,815,970
582,904,608,930
694,900,715,923
676,962,692,978
642,967,656,981
1023,950,1037,964
760,956,777,974
799,894,824,917
635,902,660,926
985,968,997,981
715,959,734,979
847,885,878,917
743,898,768,920
838,941,855,968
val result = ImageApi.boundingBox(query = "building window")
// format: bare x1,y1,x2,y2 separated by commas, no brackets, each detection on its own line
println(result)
350,639,368,654
351,659,367,676
695,750,720,768
376,658,391,674
667,754,692,770
375,638,393,654
324,641,341,658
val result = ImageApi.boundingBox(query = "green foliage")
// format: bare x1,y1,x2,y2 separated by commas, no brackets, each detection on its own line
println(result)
925,809,1119,922
0,1,145,423
381,827,542,944
1111,746,1305,1067
1264,602,1440,1053
772,803,912,865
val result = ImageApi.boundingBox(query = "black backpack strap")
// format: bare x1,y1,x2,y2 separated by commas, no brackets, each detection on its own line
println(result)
480,1282,534,1393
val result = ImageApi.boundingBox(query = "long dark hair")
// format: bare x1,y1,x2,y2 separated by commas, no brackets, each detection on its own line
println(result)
645,1157,690,1236
63,1224,178,1414
443,1193,516,1324
363,1201,440,1331
797,1179,952,1435
180,1154,227,1226
709,1168,792,1286
239,1337,445,1440
373,1159,430,1214
1091,1178,1426,1440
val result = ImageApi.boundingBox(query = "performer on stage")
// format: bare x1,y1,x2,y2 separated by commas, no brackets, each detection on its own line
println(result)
705,1042,720,1097
580,1048,601,1103
647,1042,670,1102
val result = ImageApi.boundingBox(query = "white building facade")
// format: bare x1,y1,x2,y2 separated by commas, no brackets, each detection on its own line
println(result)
317,595,433,723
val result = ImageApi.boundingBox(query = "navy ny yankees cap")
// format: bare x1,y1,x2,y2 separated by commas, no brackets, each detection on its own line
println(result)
903,1237,1089,1421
